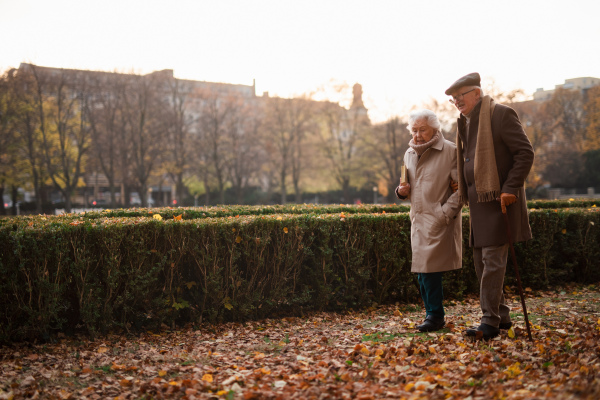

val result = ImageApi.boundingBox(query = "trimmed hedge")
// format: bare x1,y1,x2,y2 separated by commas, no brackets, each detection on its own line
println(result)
1,199,594,223
34,204,411,221
0,206,599,343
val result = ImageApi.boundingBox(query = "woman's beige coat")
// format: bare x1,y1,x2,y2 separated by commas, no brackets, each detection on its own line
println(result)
398,133,463,273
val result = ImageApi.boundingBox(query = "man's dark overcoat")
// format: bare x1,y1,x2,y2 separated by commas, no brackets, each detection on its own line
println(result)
457,101,534,248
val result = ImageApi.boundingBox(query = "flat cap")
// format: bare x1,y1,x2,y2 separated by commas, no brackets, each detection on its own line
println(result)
445,72,481,95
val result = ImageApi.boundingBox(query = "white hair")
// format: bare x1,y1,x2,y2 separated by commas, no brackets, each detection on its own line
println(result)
407,109,441,134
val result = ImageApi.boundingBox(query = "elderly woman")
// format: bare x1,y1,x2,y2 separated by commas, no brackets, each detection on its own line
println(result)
396,109,463,332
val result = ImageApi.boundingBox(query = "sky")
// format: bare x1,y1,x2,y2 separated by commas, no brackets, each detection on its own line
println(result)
2,0,600,122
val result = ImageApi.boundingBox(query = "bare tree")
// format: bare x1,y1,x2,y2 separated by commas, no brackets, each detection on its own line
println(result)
121,73,166,207
195,90,238,204
262,96,314,204
0,69,18,214
164,78,194,204
27,65,91,212
227,99,262,204
86,72,129,207
6,68,51,214
362,117,409,203
316,100,369,202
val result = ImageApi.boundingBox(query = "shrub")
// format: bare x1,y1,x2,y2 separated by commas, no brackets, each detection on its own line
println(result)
0,204,598,343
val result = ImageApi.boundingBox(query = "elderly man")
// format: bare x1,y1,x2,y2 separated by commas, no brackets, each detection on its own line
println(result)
446,73,534,339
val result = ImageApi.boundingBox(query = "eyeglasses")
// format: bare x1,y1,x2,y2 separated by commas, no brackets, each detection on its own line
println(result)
449,88,476,104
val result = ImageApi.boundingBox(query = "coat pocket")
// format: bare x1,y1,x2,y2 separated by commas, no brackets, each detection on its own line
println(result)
434,202,449,226
419,211,445,246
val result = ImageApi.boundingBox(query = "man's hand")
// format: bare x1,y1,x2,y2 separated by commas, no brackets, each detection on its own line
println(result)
397,182,410,198
498,192,517,214
450,179,458,193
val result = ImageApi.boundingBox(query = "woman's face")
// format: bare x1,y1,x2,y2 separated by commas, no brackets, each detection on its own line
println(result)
411,118,435,144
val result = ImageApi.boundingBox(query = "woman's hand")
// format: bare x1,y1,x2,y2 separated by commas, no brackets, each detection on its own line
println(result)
397,182,410,197
450,179,458,193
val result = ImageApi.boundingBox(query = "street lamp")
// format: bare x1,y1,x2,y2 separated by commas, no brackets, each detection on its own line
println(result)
373,186,378,204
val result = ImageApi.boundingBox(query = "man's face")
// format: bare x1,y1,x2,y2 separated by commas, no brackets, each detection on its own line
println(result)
450,86,480,116
411,118,436,145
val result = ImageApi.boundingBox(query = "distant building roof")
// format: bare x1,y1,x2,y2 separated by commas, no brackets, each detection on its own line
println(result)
533,76,600,101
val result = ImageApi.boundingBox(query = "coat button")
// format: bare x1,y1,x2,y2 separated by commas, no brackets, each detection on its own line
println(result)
465,158,470,162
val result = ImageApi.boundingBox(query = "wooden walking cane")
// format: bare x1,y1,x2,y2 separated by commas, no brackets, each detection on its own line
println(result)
501,206,533,341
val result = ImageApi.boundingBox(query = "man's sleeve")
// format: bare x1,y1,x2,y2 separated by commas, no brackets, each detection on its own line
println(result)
499,107,534,195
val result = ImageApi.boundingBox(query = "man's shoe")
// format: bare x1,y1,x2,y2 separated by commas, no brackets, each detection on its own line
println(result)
499,321,512,330
465,323,500,339
417,315,445,332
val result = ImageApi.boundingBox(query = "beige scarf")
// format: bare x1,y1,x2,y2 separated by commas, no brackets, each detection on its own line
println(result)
457,95,500,204
409,132,440,156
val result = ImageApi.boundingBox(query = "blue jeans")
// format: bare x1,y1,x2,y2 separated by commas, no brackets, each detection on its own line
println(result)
417,272,444,319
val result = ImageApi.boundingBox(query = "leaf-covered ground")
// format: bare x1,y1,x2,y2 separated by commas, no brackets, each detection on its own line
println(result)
2,284,600,400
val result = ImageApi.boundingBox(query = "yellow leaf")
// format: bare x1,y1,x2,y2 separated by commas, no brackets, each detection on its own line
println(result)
185,281,196,289
580,365,589,374
405,382,415,391
159,370,167,377
537,344,545,354
202,373,213,382
593,204,597,208
508,327,515,338
97,346,109,353
505,362,521,378
153,214,163,221
428,346,437,354
568,198,574,201
217,390,228,396
283,227,288,233
236,236,242,243
174,214,182,221
360,347,370,355
276,216,283,220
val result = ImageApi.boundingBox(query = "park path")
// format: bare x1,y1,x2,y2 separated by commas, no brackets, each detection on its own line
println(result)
1,285,599,399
